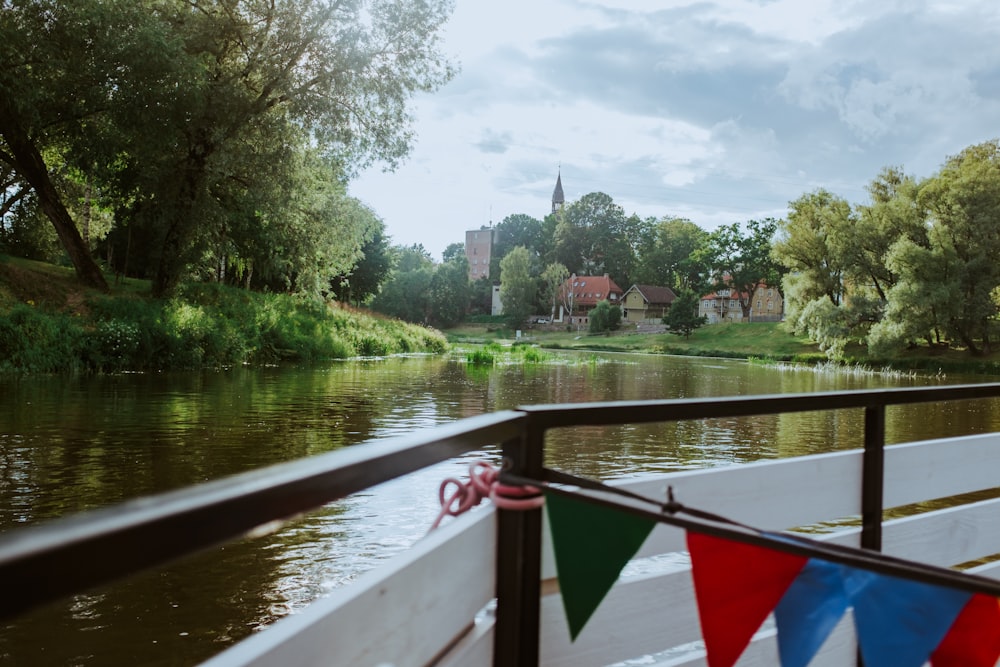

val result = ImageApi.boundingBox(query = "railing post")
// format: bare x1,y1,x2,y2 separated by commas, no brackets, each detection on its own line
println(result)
494,418,544,667
860,404,886,551
857,404,886,667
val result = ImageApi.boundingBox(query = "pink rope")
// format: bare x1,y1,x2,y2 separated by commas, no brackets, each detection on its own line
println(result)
430,461,544,530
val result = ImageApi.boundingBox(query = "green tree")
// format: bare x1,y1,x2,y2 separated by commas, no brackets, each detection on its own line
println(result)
634,217,707,289
371,245,435,323
489,213,543,277
589,300,621,334
442,242,465,263
553,192,636,286
0,0,165,289
540,262,570,320
499,246,535,328
701,219,782,321
1,0,456,296
874,141,1000,355
773,190,855,357
330,221,393,305
773,190,854,311
664,290,706,339
468,276,494,316
427,256,470,327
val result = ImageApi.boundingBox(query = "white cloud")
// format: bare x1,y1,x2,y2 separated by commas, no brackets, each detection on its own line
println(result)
350,0,1000,260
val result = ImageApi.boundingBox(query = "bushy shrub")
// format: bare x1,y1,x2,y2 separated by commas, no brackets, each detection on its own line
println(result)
0,304,85,373
589,300,621,334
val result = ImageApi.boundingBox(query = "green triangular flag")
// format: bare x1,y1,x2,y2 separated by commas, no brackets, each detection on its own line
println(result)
545,489,656,640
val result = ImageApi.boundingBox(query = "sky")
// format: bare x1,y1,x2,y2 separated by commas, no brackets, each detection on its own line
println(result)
348,0,1000,262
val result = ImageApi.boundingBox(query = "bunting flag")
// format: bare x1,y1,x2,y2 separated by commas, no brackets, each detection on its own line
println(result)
542,485,1000,667
932,593,1000,667
687,532,807,667
543,489,655,639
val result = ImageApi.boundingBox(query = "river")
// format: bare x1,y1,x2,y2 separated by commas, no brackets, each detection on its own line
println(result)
1,351,998,665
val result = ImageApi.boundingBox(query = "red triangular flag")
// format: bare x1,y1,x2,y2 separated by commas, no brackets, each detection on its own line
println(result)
931,593,1000,667
687,532,808,667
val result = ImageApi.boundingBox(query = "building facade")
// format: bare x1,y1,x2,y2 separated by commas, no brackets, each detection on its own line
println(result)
622,284,677,323
465,227,495,281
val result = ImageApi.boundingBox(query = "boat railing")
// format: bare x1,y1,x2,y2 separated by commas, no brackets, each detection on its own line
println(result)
3,383,1000,666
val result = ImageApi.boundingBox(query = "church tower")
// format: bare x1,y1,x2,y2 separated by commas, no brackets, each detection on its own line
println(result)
551,169,565,214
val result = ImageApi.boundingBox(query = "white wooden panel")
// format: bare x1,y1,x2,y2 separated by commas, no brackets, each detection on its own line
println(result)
884,433,1000,508
881,497,1000,567
200,509,496,667
612,451,864,558
539,569,699,667
968,559,1000,579
659,613,857,667
435,615,494,667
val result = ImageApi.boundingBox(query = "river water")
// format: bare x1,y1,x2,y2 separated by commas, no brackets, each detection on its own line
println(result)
1,351,998,665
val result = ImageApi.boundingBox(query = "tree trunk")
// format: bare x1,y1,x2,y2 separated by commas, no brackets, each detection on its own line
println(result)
0,102,108,291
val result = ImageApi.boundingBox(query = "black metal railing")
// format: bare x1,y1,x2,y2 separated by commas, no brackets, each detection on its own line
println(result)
1,383,1000,666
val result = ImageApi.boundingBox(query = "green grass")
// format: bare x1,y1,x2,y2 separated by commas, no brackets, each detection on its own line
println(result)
0,255,447,374
444,319,1000,377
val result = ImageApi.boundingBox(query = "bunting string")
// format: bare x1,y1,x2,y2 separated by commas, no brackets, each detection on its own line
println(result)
501,467,1000,599
509,466,1000,667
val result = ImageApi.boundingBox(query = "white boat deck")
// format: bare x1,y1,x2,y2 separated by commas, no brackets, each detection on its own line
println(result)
202,432,1000,667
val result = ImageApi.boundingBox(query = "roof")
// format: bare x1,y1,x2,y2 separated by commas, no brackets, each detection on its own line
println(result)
624,284,677,306
700,282,776,301
563,274,624,308
552,171,565,205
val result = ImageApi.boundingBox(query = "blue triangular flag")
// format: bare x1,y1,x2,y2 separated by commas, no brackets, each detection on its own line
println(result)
844,567,972,667
774,558,851,667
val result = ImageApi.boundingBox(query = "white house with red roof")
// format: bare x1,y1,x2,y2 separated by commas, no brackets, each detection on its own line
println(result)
558,273,624,325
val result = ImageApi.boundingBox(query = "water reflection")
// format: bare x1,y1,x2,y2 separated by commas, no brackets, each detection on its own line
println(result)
0,352,998,665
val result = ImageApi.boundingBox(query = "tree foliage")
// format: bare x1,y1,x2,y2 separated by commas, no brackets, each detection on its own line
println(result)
370,245,435,323
588,300,621,334
499,246,535,328
664,290,706,339
633,217,708,290
701,218,782,321
540,262,570,320
1,0,456,296
427,255,470,327
553,192,638,287
330,220,393,305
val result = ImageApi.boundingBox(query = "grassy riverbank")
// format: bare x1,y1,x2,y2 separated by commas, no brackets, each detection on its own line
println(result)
446,321,1000,378
0,255,446,373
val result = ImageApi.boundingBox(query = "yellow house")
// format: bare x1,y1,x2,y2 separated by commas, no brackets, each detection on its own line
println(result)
621,284,677,323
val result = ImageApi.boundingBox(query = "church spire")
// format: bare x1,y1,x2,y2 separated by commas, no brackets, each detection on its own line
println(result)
551,168,565,214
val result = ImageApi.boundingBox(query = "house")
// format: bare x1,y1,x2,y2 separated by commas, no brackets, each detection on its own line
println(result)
558,273,624,325
465,226,495,281
699,283,783,323
621,284,677,323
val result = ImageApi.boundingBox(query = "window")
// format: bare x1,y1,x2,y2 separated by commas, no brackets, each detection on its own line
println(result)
730,299,737,308
768,289,774,297
767,300,773,310
573,281,579,287
596,292,602,298
610,294,617,300
473,247,477,255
